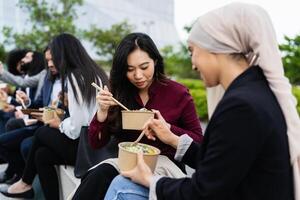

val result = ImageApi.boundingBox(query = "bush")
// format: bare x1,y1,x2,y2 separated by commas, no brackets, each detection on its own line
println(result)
178,79,300,121
177,79,208,121
292,86,300,114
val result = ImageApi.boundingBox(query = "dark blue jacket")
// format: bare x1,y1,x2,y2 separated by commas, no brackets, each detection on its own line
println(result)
30,72,54,108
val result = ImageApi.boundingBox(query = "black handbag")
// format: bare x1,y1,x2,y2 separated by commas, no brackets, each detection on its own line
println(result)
74,126,118,178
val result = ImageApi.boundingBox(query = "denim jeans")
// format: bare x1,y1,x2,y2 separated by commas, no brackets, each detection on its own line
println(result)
104,175,149,200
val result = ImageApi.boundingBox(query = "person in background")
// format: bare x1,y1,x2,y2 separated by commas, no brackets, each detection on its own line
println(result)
72,32,203,200
0,48,56,185
0,50,46,106
1,33,109,200
0,49,29,133
105,3,298,200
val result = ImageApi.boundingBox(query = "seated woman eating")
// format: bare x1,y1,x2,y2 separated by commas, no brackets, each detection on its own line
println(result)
72,32,204,200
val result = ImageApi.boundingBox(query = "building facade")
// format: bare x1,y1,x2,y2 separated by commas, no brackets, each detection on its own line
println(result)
0,0,180,51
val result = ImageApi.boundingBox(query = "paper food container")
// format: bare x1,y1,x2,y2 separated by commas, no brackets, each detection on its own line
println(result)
118,142,160,172
121,110,154,130
42,107,64,122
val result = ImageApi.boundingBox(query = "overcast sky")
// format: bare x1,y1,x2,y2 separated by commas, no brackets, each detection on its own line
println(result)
174,0,300,43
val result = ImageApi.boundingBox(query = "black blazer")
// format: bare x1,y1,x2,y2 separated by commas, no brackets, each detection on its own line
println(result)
156,66,294,200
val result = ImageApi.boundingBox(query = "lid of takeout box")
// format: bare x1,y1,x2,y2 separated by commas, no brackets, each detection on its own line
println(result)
121,110,154,114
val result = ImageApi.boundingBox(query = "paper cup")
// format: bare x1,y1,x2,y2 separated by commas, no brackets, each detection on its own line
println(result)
42,107,55,122
121,110,154,130
118,142,160,172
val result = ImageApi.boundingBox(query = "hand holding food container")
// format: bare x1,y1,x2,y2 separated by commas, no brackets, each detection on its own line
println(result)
43,107,64,128
42,107,64,122
121,151,154,188
91,82,161,175
118,142,160,172
91,82,155,129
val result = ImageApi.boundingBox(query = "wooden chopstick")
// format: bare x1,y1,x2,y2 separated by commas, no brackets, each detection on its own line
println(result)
16,94,27,109
91,82,130,111
133,130,146,145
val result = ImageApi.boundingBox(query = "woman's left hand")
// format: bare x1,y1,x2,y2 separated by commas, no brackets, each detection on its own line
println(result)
44,113,61,129
121,152,154,188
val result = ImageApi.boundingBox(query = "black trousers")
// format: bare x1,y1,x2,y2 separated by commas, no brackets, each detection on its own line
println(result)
0,126,38,177
22,126,78,200
72,163,119,200
5,118,26,132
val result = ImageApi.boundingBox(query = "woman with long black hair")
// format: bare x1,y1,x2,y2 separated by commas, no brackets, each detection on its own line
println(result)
1,33,109,200
72,32,203,200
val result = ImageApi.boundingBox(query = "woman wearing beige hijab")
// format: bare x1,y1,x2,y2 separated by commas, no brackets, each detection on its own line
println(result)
104,2,299,200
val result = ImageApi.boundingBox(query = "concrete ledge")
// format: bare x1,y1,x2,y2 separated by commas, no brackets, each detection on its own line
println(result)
57,165,80,200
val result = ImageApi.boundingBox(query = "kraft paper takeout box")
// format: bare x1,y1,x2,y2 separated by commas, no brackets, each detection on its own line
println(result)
118,142,160,172
121,110,154,130
42,107,64,122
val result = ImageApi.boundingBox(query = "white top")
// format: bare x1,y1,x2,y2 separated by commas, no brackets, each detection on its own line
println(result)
49,78,61,106
59,74,102,140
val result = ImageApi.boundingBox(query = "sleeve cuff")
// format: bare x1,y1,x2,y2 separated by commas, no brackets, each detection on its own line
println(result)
174,134,193,161
149,175,163,200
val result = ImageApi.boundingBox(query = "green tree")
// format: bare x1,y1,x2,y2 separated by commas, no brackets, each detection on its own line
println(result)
2,0,83,52
160,24,198,79
279,35,300,85
161,44,198,79
83,21,133,65
0,43,6,62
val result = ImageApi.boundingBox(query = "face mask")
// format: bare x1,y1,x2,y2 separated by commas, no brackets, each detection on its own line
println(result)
20,62,32,74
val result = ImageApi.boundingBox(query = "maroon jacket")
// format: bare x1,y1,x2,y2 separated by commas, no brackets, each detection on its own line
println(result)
88,79,203,161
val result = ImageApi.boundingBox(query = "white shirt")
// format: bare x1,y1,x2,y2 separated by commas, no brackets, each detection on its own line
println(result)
49,78,61,106
59,74,101,140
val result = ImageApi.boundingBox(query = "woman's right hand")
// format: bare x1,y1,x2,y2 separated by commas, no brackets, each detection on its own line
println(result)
0,89,8,102
16,90,29,104
96,85,117,122
143,115,179,149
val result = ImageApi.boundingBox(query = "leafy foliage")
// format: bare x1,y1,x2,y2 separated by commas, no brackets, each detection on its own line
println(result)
177,78,300,121
177,79,208,120
279,35,300,85
2,0,83,52
0,43,6,62
292,86,300,114
161,44,198,79
84,21,133,64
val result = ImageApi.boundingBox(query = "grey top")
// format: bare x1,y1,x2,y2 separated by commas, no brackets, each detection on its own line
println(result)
0,69,47,100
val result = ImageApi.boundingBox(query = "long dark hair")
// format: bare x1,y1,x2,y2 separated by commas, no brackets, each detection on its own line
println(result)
48,33,109,106
108,32,167,133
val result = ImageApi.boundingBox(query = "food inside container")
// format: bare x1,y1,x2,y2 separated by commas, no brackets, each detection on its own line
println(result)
121,143,158,155
118,142,160,172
